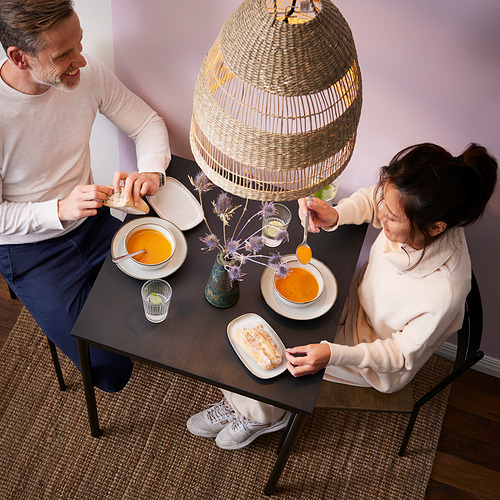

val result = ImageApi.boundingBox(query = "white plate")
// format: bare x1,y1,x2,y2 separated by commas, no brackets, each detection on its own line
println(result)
227,313,286,379
260,255,338,320
111,217,188,280
147,177,203,231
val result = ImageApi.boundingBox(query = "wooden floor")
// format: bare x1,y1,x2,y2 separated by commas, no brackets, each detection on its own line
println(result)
1,279,499,498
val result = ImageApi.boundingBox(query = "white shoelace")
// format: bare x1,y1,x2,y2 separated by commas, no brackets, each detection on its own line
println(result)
206,399,235,424
230,415,271,433
230,415,249,432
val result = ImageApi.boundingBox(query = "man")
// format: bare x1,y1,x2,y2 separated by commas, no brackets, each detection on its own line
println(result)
0,0,171,392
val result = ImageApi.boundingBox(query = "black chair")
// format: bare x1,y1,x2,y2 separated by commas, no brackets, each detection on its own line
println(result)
279,271,484,457
7,284,66,391
398,270,483,455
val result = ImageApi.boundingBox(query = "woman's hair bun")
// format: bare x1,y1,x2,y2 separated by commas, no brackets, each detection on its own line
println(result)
459,143,497,226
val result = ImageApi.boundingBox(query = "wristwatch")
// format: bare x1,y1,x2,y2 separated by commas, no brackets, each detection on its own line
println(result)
143,171,165,187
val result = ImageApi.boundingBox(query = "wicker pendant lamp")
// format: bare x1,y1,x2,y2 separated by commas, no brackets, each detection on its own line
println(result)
190,0,362,201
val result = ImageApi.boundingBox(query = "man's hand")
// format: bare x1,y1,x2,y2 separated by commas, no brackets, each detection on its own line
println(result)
113,171,161,207
298,197,339,233
58,184,113,221
285,343,331,377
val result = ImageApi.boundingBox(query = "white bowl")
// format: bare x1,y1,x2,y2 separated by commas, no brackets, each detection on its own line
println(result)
273,259,324,307
124,222,176,269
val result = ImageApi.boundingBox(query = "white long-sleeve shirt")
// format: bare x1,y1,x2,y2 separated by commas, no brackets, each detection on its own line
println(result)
323,187,471,392
0,54,171,244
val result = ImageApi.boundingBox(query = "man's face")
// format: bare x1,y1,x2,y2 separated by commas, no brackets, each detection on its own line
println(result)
27,11,86,91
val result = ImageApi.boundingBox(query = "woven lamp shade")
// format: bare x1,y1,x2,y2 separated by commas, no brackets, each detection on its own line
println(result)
190,0,362,201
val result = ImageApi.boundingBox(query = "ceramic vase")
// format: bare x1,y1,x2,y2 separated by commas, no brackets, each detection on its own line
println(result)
204,252,239,308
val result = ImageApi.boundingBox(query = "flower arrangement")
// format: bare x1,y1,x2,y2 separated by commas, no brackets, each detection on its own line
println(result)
189,172,290,284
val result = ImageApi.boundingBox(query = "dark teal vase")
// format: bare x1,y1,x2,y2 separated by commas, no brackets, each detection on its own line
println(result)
205,252,240,308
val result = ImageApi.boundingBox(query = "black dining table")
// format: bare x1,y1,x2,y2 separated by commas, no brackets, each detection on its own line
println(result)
71,155,367,495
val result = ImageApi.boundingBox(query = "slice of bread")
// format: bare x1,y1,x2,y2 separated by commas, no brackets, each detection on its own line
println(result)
103,188,150,215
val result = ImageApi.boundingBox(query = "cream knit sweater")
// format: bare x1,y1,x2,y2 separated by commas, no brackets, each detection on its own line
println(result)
0,54,170,244
323,187,471,392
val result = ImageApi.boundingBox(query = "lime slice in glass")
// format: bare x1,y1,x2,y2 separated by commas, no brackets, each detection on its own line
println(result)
149,292,163,304
313,185,335,201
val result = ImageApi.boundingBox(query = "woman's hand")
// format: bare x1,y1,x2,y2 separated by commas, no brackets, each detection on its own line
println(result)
285,343,331,377
112,171,162,207
298,197,339,232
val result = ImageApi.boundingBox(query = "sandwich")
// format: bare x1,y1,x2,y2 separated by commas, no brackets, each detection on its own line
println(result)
103,187,150,215
234,324,283,370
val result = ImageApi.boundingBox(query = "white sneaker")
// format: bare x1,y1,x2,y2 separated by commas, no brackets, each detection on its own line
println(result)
186,398,237,438
215,412,290,450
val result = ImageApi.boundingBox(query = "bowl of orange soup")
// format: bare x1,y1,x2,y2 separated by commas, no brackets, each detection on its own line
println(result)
273,259,324,307
124,223,176,269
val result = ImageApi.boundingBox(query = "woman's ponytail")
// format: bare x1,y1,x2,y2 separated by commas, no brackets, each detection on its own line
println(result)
459,143,497,226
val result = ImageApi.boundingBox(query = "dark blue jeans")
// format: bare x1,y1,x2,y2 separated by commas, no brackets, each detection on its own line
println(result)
0,208,133,392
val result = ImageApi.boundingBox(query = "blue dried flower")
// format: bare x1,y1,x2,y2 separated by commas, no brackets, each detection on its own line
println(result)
275,263,291,279
200,233,219,252
276,229,289,243
215,193,232,213
245,235,265,254
190,172,213,193
238,254,249,265
227,265,245,283
212,193,240,225
261,202,275,217
225,238,240,256
268,252,283,267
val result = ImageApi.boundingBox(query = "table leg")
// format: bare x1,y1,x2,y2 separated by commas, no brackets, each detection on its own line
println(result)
264,411,307,495
76,338,101,437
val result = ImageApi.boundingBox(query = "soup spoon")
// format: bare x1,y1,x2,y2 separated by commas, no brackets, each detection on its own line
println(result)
112,249,147,264
296,197,312,265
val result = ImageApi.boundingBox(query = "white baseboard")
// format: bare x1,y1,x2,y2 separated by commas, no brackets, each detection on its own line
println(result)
435,342,500,378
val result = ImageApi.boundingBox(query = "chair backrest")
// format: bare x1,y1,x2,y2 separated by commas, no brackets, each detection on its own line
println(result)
455,271,483,368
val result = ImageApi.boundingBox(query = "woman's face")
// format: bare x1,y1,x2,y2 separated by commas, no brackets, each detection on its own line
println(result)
378,183,425,249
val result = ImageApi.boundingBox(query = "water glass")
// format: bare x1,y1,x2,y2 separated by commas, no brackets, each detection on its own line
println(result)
141,279,172,323
262,203,292,247
313,178,339,205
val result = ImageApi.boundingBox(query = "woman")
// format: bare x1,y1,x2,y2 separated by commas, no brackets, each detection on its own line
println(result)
187,142,497,450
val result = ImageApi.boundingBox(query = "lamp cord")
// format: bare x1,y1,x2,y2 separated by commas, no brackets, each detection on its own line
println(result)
284,0,297,22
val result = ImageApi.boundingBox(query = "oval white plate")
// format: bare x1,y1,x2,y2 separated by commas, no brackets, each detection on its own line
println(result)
227,313,286,379
147,177,203,231
260,255,338,320
111,217,187,280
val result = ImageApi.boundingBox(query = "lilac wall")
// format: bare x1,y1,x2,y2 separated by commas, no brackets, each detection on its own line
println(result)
110,1,500,363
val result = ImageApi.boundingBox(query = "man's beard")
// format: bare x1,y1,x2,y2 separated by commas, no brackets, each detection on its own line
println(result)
29,60,80,92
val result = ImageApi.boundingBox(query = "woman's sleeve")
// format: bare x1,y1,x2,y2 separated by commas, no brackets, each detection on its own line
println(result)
334,185,382,228
324,303,462,374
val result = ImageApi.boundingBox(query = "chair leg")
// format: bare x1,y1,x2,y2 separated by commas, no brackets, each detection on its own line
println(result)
398,408,419,456
47,338,67,391
5,282,67,391
398,352,484,456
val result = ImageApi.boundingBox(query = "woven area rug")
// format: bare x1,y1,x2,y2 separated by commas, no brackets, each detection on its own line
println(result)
0,309,452,500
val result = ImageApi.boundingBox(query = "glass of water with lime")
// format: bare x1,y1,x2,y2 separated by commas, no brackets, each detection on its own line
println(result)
312,179,339,205
141,279,172,323
262,203,292,247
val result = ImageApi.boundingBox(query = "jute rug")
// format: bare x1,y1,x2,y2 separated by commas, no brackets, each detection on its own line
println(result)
0,309,452,500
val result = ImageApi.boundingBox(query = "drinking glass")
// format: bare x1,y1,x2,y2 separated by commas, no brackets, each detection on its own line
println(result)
141,279,172,323
313,178,339,205
262,203,292,247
